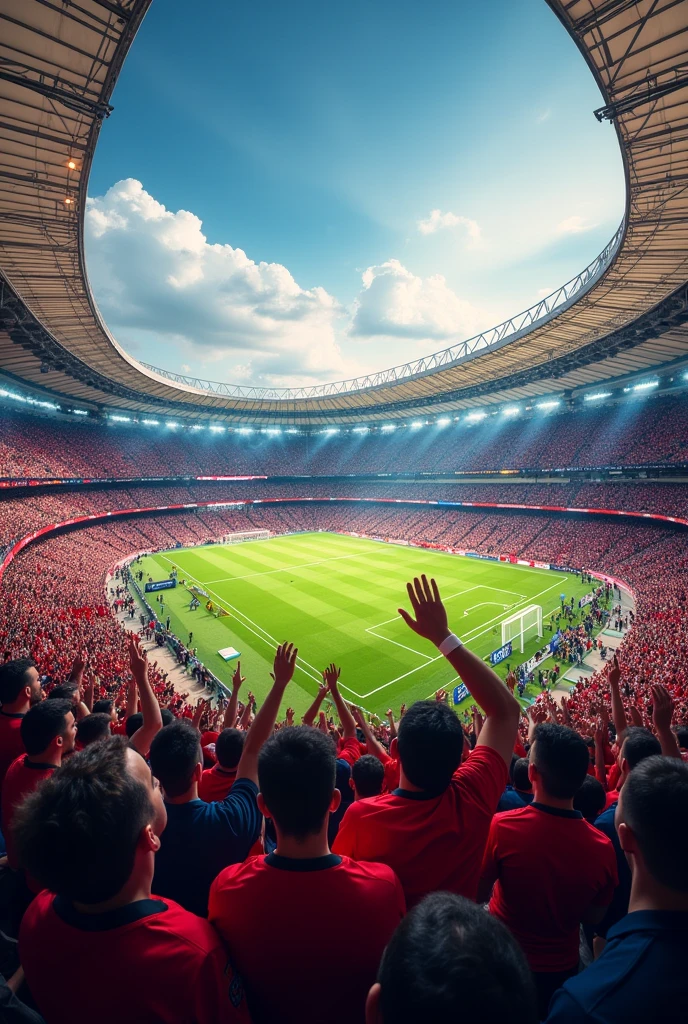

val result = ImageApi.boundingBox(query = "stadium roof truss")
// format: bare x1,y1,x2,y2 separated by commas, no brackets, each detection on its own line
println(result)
0,0,687,424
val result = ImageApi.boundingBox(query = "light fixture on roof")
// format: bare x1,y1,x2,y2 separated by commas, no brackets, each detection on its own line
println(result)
286,428,300,434
324,427,340,434
67,159,77,170
465,411,487,422
410,421,424,429
237,427,254,434
502,406,520,416
190,424,204,430
536,400,561,410
71,409,88,416
142,419,160,426
584,392,611,402
209,425,226,433
353,426,370,433
110,415,131,423
381,424,396,432
64,196,73,205
436,417,451,427
624,380,659,392
165,421,179,429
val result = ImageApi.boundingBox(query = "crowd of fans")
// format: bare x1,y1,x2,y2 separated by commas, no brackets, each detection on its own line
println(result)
2,391,688,479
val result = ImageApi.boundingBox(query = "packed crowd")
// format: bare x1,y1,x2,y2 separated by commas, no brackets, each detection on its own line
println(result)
2,391,688,480
0,572,685,1024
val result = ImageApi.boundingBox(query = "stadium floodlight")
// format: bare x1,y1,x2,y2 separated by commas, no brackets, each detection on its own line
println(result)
353,426,369,433
141,418,160,426
109,415,131,423
286,428,300,434
436,417,451,427
191,424,204,431
502,406,520,416
209,425,226,433
0,388,60,411
324,427,340,434
71,409,88,416
237,427,254,434
536,400,561,410
165,421,179,429
262,428,281,435
465,411,487,423
627,380,659,392
584,392,611,402
381,425,396,432
683,372,688,381
410,421,424,429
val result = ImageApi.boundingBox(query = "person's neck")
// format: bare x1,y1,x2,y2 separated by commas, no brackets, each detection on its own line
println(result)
165,783,198,804
532,786,574,811
2,697,29,716
274,826,331,860
30,745,61,768
398,768,424,793
515,787,533,797
629,873,688,914
72,862,153,915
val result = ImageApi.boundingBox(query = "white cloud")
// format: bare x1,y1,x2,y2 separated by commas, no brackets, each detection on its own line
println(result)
85,179,347,385
535,108,551,123
556,215,597,235
417,209,481,244
351,259,484,341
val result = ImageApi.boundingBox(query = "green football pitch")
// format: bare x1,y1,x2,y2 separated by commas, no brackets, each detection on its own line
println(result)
136,532,592,719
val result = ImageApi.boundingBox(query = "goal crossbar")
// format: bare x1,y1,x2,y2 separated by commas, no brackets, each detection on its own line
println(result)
221,529,271,544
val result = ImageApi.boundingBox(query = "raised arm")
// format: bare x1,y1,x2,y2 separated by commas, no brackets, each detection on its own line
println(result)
68,654,91,721
652,684,682,759
325,664,356,739
352,707,389,763
235,643,297,785
594,718,609,791
127,636,163,757
399,575,520,767
223,662,244,730
302,680,329,726
386,708,397,740
608,655,629,744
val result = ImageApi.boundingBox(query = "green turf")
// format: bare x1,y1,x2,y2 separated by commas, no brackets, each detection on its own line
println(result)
135,533,594,719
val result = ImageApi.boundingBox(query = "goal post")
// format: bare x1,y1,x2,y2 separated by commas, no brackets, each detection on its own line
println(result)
501,605,543,654
220,529,271,545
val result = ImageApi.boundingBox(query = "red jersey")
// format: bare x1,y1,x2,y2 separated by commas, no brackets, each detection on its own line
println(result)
199,765,237,803
333,745,507,906
209,853,404,1024
337,737,362,768
0,711,25,787
1,755,55,869
20,890,251,1024
481,803,618,972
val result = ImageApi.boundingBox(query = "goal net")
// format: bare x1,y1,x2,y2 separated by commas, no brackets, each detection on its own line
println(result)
501,605,543,653
221,530,271,545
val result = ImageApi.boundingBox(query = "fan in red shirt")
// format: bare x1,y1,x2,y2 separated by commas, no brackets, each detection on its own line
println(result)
333,576,520,907
16,736,250,1024
2,698,76,870
479,722,618,1020
0,658,43,787
199,728,245,802
210,725,405,1024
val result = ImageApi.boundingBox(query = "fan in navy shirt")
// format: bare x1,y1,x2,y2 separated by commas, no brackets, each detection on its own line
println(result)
150,643,298,916
547,757,688,1023
497,757,533,812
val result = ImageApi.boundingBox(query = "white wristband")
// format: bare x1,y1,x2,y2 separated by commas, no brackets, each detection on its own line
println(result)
438,633,462,656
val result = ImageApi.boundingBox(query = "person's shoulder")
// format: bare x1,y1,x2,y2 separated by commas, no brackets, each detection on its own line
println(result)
3,753,27,782
212,855,265,893
337,855,399,887
148,898,226,957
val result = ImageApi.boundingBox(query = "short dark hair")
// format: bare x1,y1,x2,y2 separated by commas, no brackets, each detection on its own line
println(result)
48,683,78,703
573,775,606,823
76,713,112,748
92,698,113,716
378,892,537,1024
20,700,72,757
622,727,661,770
622,756,688,891
512,758,531,792
160,708,176,727
531,724,589,800
13,737,153,904
215,728,245,769
352,754,384,797
125,712,144,738
258,726,335,838
149,720,201,798
397,701,463,792
0,659,37,704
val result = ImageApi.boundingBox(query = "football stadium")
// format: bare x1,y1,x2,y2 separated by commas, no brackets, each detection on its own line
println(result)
0,1,687,1021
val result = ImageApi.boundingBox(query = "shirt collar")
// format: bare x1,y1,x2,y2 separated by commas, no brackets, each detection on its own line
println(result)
608,910,688,941
531,802,582,819
265,853,342,872
53,896,168,931
392,787,442,801
0,710,25,719
24,759,59,771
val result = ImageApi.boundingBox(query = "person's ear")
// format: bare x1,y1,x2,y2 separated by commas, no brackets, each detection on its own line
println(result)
193,762,203,783
365,983,383,1024
528,761,536,784
331,788,342,812
349,777,355,791
257,792,272,820
390,737,398,758
141,823,161,853
617,821,638,858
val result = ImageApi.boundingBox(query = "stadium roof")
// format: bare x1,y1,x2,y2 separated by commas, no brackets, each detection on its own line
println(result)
0,0,687,424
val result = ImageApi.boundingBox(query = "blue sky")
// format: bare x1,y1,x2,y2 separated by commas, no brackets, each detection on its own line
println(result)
86,0,625,386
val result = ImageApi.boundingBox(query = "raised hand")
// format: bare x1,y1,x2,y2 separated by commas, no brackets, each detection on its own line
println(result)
271,643,297,688
629,704,644,728
128,634,147,682
651,683,674,733
285,707,295,726
435,689,447,703
609,654,621,689
69,652,87,685
398,576,450,646
232,662,245,691
594,716,607,746
323,663,341,691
